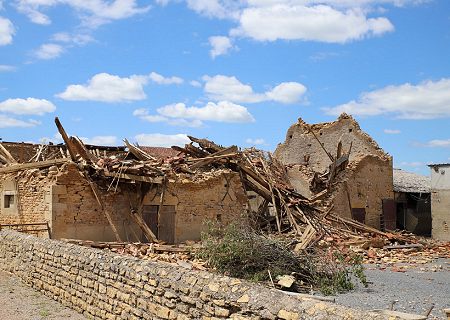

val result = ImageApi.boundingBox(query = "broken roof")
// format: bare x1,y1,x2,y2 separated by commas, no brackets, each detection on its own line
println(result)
393,168,431,193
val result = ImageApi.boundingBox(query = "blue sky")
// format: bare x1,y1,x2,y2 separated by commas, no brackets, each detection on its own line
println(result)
0,0,449,176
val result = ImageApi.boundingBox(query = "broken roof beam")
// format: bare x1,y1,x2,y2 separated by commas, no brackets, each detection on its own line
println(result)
187,136,224,153
55,117,78,161
0,158,70,173
123,138,156,161
0,143,17,164
102,172,163,184
190,145,238,169
70,136,99,165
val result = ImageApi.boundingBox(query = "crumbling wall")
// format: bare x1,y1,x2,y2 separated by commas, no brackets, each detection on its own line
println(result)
51,162,141,241
0,230,390,320
0,169,53,237
330,155,393,229
143,171,248,243
274,113,388,172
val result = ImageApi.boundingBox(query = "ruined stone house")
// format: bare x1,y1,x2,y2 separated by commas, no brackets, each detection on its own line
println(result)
274,113,394,230
0,141,247,243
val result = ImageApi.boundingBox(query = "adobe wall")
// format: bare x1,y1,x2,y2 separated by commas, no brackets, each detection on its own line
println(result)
274,114,388,172
330,155,393,228
0,230,390,320
142,171,248,243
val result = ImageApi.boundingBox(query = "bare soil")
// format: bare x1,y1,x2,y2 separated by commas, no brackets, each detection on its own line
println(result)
0,270,89,320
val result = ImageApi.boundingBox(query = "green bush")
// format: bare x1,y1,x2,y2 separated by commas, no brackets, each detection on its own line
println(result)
197,222,367,295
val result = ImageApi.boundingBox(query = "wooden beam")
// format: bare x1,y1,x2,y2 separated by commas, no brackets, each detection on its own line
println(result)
0,143,17,164
190,145,238,169
71,136,99,164
157,177,167,236
55,117,77,161
102,171,163,184
0,158,70,173
34,139,46,162
123,138,155,161
86,177,122,242
130,210,158,243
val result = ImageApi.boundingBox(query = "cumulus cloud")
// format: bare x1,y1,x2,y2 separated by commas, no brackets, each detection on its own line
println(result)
245,138,266,145
202,75,307,104
230,5,394,43
411,139,450,148
13,0,152,28
0,65,16,71
79,136,118,146
384,129,401,134
395,161,427,167
322,78,450,119
246,0,430,7
184,0,241,20
0,114,37,128
133,109,204,127
32,43,66,59
133,108,149,116
0,17,15,46
51,32,95,46
55,73,147,102
208,36,239,59
133,133,191,147
189,80,202,87
148,72,184,85
0,98,56,115
157,101,256,123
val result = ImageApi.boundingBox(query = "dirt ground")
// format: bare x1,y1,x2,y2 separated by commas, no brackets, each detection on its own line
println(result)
0,270,89,320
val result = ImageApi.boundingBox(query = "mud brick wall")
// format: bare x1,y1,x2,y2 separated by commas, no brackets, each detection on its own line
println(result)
0,230,390,320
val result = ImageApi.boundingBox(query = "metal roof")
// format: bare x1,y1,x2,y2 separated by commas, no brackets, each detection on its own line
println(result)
393,169,431,193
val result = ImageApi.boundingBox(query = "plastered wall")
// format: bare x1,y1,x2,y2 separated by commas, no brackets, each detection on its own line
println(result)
0,230,390,320
430,165,450,241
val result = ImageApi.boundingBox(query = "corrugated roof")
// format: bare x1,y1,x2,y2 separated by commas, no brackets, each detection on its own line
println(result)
393,168,431,193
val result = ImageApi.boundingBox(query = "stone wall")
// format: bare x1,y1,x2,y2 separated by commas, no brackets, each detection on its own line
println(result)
0,230,389,320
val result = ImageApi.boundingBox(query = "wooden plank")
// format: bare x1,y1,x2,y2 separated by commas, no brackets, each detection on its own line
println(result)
102,172,163,184
130,210,158,243
123,138,155,161
86,177,122,242
34,139,46,162
0,143,17,164
70,136,98,164
0,158,70,173
158,177,167,235
190,145,238,169
55,117,77,161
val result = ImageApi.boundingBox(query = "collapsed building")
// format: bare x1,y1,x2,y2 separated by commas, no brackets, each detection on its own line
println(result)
0,115,407,247
274,113,393,230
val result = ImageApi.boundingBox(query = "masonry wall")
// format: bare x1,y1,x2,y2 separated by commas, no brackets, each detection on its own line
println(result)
0,230,389,320
330,155,393,229
430,164,450,241
274,114,387,173
142,172,248,243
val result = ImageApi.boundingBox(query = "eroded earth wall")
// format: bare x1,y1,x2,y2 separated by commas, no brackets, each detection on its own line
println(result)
0,230,390,320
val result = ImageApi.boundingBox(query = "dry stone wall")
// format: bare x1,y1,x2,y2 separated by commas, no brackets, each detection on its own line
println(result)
0,230,391,320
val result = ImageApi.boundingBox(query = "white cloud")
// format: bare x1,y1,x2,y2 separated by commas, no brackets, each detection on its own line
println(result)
148,72,184,85
79,136,118,146
0,17,15,46
133,133,190,147
245,138,266,145
0,114,37,128
166,118,204,127
230,5,394,43
0,98,56,115
189,80,202,87
412,139,450,148
384,129,401,134
184,0,241,20
323,78,450,119
208,36,239,59
55,73,147,102
202,75,307,104
13,0,152,27
32,43,66,59
395,161,426,167
133,108,150,116
140,115,168,122
246,0,430,8
157,101,256,123
0,65,16,71
51,32,95,46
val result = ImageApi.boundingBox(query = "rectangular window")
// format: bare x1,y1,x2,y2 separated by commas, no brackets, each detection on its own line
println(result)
4,194,14,209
